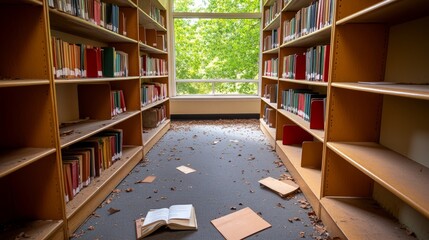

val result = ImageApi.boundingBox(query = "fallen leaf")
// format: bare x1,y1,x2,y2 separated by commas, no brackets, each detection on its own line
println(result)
250,189,255,193
277,203,285,209
125,188,133,192
88,226,95,231
170,187,176,191
230,206,237,210
294,217,301,221
108,207,120,215
146,196,152,199
153,189,158,193
15,232,30,239
105,198,112,204
160,196,167,200
299,231,305,238
112,189,121,193
238,203,243,206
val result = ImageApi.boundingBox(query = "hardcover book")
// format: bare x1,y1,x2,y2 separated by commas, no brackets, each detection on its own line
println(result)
135,204,197,239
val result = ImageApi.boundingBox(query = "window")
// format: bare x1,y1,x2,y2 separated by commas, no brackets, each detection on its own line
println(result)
172,0,261,96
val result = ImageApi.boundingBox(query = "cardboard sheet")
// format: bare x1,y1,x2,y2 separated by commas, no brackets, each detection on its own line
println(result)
142,176,156,183
176,165,196,174
258,177,299,197
211,207,271,240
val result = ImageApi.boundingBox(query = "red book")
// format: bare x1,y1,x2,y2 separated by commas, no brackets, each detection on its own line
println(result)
282,124,313,145
294,53,306,80
86,48,98,78
310,99,325,130
323,45,330,82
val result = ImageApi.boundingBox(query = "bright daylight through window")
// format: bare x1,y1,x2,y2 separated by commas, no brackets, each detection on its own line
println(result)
173,0,261,96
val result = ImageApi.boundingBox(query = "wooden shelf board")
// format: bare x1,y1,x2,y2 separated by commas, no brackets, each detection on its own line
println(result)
261,97,277,109
331,82,429,101
262,47,279,54
283,0,314,12
278,109,324,142
327,142,429,218
0,79,49,87
49,9,138,43
259,118,276,147
140,75,168,79
59,110,141,148
321,197,415,240
276,141,321,198
139,42,168,54
0,220,63,240
336,0,429,25
55,76,139,84
263,13,281,31
262,76,279,81
138,8,166,32
263,0,276,7
279,78,328,87
280,25,331,48
66,146,143,233
141,98,169,112
108,0,137,7
0,148,56,178
143,119,170,154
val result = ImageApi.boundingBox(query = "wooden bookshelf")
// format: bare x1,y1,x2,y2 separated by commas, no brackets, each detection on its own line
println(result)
0,2,66,239
141,97,169,112
261,97,277,109
65,146,143,234
327,142,429,218
55,76,139,84
262,0,429,238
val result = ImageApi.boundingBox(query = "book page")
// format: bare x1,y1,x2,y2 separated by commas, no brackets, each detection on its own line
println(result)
142,208,169,226
168,204,193,220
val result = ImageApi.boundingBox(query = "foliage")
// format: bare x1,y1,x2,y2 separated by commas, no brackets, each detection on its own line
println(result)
174,0,260,95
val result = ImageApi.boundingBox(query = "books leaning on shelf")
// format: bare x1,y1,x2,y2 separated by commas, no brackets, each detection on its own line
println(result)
263,27,280,51
282,0,334,44
281,89,326,129
264,0,282,27
264,84,278,104
264,58,278,77
140,55,168,76
48,0,123,35
61,128,123,202
111,89,126,117
263,104,276,128
51,37,129,79
135,204,198,239
143,105,167,128
141,82,168,106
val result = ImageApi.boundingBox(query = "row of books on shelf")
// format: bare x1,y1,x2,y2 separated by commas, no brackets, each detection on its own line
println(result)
111,90,126,117
281,89,326,129
52,37,129,78
139,1,166,28
263,83,278,104
61,128,123,202
263,28,280,51
141,82,168,106
282,44,330,81
140,55,168,76
264,0,282,27
263,104,276,128
282,0,333,43
264,58,278,77
48,0,127,36
143,105,167,128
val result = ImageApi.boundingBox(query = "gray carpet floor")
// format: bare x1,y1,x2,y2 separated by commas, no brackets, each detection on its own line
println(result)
72,119,329,240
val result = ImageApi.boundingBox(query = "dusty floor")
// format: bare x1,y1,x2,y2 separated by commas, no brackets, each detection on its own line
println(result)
72,119,330,239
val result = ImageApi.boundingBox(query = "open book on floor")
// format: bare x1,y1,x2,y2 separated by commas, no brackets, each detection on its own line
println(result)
135,204,198,239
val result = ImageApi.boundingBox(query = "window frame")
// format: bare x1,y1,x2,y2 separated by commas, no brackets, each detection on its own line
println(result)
169,2,262,97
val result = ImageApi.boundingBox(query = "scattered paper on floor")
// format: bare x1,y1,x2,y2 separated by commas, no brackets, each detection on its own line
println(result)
176,165,196,174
